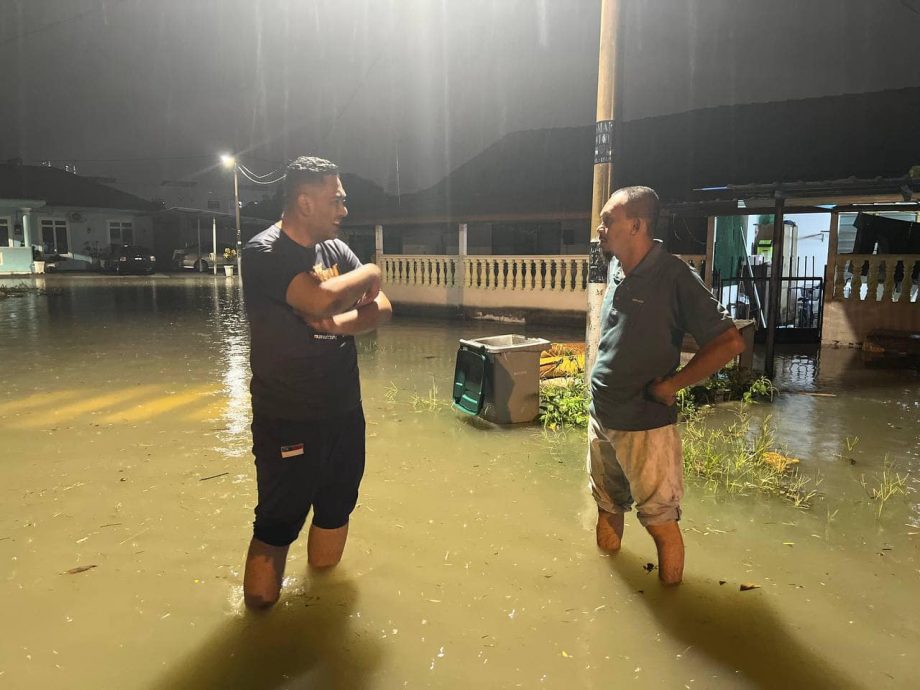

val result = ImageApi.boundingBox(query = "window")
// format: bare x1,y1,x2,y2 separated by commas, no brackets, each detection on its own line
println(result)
0,218,9,247
40,218,69,254
108,220,134,247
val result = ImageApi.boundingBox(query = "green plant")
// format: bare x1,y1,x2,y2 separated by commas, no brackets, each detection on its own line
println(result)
409,378,445,412
539,377,590,431
859,458,908,518
686,365,776,405
383,381,399,402
676,386,698,419
681,406,818,508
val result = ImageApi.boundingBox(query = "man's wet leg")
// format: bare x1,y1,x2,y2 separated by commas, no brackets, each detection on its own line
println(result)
244,537,289,609
596,508,624,551
645,521,684,585
308,522,349,569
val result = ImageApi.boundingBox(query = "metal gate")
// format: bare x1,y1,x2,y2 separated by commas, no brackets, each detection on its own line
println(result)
716,257,825,344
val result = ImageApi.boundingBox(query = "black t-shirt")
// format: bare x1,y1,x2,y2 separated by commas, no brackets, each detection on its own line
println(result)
242,224,362,420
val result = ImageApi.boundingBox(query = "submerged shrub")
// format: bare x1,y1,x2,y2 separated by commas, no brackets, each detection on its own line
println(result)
682,406,818,508
539,377,590,431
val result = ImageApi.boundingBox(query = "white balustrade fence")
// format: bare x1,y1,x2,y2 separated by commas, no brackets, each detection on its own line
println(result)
832,254,920,304
382,255,591,292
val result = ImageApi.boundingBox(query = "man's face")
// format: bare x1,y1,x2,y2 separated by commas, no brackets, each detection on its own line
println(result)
596,193,634,260
301,175,348,240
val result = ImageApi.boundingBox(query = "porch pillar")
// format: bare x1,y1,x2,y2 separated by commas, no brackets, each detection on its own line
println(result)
458,223,468,290
704,216,716,288
374,224,383,265
764,197,786,379
20,208,32,247
824,212,839,301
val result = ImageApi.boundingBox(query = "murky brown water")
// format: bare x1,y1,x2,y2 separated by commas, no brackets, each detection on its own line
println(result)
1,275,917,689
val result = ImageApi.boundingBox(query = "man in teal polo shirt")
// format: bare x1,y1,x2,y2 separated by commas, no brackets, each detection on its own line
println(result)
589,186,745,585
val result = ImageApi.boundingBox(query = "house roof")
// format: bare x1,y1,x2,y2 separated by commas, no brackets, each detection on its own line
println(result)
348,86,920,225
347,126,595,225
0,163,155,212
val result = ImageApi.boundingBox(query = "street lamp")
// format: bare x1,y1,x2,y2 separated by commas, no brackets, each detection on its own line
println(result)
220,154,242,278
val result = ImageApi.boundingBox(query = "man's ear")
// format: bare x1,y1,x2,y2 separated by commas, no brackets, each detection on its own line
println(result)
297,192,314,217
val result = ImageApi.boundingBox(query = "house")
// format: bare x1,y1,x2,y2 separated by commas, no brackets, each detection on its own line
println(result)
0,161,156,274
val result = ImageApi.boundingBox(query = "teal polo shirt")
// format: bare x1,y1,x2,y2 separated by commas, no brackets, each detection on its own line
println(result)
590,240,734,431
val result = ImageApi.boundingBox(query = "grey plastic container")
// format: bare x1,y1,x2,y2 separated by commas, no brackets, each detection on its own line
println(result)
458,334,551,424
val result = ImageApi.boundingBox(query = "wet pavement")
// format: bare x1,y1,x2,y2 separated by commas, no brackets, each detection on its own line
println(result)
1,274,918,689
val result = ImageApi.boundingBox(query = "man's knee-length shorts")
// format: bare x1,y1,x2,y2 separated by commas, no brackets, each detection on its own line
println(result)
587,412,683,527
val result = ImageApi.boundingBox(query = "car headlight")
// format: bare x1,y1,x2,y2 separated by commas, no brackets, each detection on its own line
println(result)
119,256,127,262
149,256,156,262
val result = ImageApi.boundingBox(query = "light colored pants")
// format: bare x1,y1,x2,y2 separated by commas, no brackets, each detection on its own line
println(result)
587,413,684,527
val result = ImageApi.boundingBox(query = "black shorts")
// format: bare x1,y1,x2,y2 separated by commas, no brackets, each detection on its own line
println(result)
251,407,366,547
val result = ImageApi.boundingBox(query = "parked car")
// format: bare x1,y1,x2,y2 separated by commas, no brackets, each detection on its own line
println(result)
44,254,93,273
111,245,156,275
172,244,235,272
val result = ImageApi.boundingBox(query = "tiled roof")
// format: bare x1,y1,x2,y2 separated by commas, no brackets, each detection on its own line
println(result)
0,164,155,211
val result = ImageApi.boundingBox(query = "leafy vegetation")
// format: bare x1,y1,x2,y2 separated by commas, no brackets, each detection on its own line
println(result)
682,407,819,508
538,377,590,431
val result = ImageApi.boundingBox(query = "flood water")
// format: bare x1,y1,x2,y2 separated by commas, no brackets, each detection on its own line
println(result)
1,274,918,689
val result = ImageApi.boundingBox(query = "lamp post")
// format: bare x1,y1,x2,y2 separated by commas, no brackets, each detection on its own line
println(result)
220,154,242,277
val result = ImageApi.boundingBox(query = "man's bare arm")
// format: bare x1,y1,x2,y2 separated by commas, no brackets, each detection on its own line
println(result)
647,327,747,405
306,291,392,336
285,263,381,319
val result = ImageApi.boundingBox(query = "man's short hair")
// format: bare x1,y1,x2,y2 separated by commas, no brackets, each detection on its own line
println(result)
615,185,660,232
284,156,340,205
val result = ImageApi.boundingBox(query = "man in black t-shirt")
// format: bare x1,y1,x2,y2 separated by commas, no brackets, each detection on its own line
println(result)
240,156,391,609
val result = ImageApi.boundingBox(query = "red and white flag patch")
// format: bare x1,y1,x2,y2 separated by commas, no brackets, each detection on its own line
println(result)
280,443,305,459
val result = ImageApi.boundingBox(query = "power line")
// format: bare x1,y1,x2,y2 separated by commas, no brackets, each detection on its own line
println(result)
237,166,284,185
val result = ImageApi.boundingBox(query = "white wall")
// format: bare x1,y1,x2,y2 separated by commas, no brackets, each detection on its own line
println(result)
31,207,153,257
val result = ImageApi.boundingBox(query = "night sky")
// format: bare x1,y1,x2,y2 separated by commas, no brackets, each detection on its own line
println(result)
0,0,602,199
3,0,918,205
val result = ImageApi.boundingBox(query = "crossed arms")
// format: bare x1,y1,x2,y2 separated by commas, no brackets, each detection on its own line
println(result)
285,263,392,336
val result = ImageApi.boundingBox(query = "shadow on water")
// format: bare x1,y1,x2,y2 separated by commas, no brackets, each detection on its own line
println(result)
151,575,381,690
607,550,858,690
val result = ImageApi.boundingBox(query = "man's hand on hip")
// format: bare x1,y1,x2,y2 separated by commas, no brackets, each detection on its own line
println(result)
647,377,678,406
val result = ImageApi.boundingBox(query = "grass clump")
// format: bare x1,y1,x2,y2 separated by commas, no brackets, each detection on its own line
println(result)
682,406,818,508
859,458,908,518
0,284,61,299
539,377,590,431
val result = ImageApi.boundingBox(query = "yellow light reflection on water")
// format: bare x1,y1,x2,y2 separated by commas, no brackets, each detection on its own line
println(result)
0,390,84,417
100,385,218,423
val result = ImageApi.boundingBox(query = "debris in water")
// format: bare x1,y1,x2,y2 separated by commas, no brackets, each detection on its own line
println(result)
199,472,229,481
762,451,799,472
739,583,760,591
64,565,97,575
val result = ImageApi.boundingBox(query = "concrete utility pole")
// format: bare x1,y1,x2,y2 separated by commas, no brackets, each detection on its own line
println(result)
585,0,619,379
232,164,242,278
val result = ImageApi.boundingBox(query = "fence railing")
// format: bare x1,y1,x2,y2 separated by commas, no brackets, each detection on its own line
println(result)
382,255,590,292
381,253,706,293
832,254,920,303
